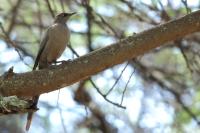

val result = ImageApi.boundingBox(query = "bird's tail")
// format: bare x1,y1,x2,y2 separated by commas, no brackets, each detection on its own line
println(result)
25,96,39,131
26,112,34,131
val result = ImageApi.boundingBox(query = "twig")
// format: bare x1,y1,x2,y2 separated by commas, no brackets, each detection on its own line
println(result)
68,44,79,57
56,87,67,133
36,0,43,37
57,102,67,133
158,0,170,21
90,79,126,109
85,2,94,51
135,60,200,125
119,0,134,11
59,0,65,12
181,0,191,14
0,23,31,68
95,13,121,38
7,0,22,35
177,41,193,73
105,61,129,96
120,68,135,105
45,0,55,18
68,44,126,109
52,0,58,13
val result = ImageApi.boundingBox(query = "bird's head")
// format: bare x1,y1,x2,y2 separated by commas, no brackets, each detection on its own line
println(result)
54,12,76,24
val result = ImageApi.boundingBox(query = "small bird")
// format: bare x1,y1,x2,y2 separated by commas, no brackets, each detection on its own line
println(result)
26,12,76,131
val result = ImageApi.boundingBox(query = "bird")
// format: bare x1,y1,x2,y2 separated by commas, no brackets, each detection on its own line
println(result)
25,12,76,131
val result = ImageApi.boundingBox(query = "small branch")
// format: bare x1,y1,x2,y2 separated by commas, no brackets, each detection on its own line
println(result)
95,13,121,38
45,0,55,18
59,0,65,12
177,41,193,73
85,2,94,51
120,68,135,105
69,45,126,109
181,0,191,14
134,60,200,125
119,0,134,11
0,23,32,68
105,62,129,96
7,0,22,35
89,79,126,109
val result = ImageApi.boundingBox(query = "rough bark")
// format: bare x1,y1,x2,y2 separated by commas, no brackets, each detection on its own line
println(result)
0,10,200,97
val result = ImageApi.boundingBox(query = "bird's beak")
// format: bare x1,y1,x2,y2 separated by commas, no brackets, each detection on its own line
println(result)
63,12,76,17
69,12,76,16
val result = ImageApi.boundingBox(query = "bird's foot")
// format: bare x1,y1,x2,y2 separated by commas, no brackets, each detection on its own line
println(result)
59,59,72,65
61,59,72,64
28,101,39,110
52,60,72,65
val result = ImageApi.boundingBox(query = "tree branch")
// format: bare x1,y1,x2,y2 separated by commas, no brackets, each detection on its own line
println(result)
0,10,200,97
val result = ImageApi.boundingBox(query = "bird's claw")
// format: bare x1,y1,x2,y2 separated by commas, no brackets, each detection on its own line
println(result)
60,59,72,64
53,60,72,65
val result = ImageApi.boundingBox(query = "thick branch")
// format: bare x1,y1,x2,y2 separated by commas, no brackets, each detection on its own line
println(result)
0,10,200,97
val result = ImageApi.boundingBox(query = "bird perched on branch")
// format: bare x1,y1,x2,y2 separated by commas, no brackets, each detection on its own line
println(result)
26,12,76,131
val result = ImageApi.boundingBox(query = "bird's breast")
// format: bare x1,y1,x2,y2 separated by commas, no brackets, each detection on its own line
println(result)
51,24,70,44
46,24,70,62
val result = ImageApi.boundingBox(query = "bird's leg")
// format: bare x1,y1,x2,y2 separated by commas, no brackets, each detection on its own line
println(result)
52,60,57,65
29,96,39,110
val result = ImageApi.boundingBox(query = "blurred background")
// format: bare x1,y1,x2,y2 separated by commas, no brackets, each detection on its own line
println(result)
0,0,200,133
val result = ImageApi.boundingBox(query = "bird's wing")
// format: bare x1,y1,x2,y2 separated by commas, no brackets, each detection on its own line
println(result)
32,28,50,70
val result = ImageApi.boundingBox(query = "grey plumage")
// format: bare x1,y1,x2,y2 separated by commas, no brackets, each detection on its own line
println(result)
26,12,75,131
